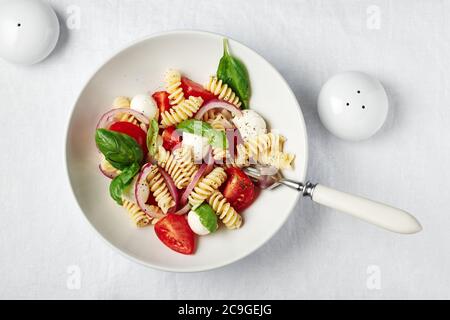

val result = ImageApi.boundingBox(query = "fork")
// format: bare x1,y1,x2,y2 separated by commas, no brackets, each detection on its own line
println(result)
243,166,422,234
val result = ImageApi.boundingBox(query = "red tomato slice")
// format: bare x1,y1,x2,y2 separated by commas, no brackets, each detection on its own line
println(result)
181,77,215,102
222,167,256,212
162,126,182,152
155,214,195,255
109,121,148,155
152,91,171,113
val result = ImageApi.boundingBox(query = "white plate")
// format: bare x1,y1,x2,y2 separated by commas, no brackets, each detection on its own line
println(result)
66,30,308,272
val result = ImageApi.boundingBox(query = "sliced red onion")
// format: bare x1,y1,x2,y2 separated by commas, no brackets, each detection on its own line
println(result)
135,163,165,219
219,117,234,129
223,129,244,164
225,129,236,164
194,99,242,120
98,159,120,179
235,128,244,145
180,163,208,206
158,166,179,213
205,154,215,175
174,203,191,215
96,108,149,131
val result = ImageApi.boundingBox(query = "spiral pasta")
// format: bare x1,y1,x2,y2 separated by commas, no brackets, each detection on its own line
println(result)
165,69,185,105
208,191,242,229
117,113,139,125
205,76,242,108
207,113,233,131
146,165,176,214
112,96,140,125
155,146,198,189
113,96,131,108
258,151,295,170
212,147,227,162
236,133,295,169
161,96,203,127
122,199,154,227
188,167,227,209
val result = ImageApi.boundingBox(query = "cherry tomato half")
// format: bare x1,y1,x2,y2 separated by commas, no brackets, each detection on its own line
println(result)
155,214,195,255
222,167,256,212
109,121,148,155
181,77,216,102
152,91,172,114
161,126,182,152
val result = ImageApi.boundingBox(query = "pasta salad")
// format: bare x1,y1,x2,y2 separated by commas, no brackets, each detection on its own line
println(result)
94,39,295,254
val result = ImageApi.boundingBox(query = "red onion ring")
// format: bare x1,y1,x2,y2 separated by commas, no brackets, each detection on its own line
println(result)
180,163,208,206
96,108,149,131
135,163,165,219
174,203,191,215
225,129,236,164
204,148,215,175
194,99,242,120
158,166,179,213
235,128,244,145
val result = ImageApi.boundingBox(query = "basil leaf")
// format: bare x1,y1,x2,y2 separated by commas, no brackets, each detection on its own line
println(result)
217,38,251,109
109,162,140,205
208,128,227,149
177,120,227,148
95,129,143,170
194,203,218,233
146,119,159,157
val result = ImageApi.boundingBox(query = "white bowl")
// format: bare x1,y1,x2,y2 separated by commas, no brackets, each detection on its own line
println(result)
66,30,308,272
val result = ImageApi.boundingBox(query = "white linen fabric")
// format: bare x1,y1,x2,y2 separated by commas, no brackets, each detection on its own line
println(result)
0,0,448,299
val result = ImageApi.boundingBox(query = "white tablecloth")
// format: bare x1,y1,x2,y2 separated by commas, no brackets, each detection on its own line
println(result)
0,0,448,299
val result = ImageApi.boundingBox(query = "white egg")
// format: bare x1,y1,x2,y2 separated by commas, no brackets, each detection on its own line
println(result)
0,0,60,65
130,94,158,120
318,71,389,141
182,132,209,163
232,110,267,141
187,210,210,236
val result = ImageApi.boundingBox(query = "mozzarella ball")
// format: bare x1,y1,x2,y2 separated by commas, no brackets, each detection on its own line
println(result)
130,94,158,120
182,132,209,163
232,110,267,141
187,210,211,236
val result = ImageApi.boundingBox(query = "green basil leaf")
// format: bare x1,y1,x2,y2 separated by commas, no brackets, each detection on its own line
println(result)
109,162,140,205
194,203,218,233
208,128,227,149
176,120,227,148
146,119,159,157
95,129,143,170
217,38,251,109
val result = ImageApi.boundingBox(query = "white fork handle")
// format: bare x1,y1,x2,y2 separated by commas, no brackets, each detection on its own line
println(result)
311,184,422,234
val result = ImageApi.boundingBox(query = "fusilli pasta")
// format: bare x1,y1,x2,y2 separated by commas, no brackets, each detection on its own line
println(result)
146,165,176,214
207,113,233,131
161,96,203,127
165,69,185,105
112,96,139,125
205,76,242,108
188,167,227,209
155,146,198,189
237,133,295,169
122,199,154,227
113,96,131,108
208,191,242,229
212,147,227,162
